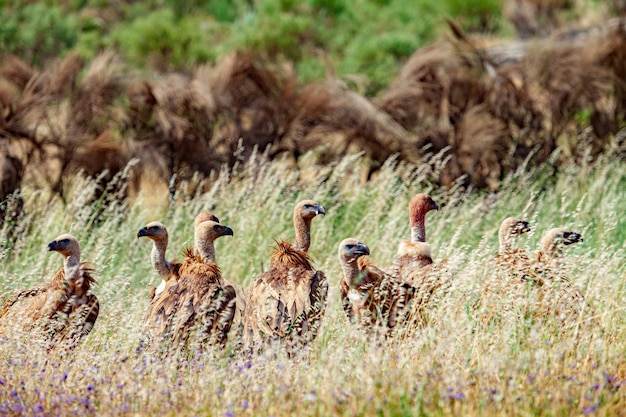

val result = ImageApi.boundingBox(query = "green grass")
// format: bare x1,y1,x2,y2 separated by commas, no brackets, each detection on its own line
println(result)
0,149,625,415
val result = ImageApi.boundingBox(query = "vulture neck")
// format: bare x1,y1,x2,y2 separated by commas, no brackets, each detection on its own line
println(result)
410,213,427,242
293,214,313,252
499,233,514,254
541,242,561,260
63,252,81,284
196,236,217,263
341,258,361,288
151,238,172,279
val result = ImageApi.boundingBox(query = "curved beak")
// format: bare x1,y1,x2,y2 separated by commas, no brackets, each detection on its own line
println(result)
315,204,326,216
46,240,58,252
137,227,148,238
222,226,234,237
354,242,370,256
565,232,583,245
521,221,531,233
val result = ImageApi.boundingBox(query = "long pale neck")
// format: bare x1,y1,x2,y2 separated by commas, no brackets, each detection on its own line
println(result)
151,238,172,279
499,233,513,253
294,215,312,252
542,242,560,259
410,214,426,242
196,236,216,263
341,259,361,288
64,253,81,283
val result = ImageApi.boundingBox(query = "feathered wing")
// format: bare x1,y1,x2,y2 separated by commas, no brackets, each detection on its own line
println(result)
341,257,408,333
222,277,247,332
243,242,328,349
388,243,454,329
143,252,236,353
0,266,99,349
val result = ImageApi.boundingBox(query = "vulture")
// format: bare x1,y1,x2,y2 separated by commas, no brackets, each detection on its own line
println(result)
493,217,532,277
338,238,408,335
485,225,588,330
0,234,99,350
138,213,221,301
192,212,248,332
243,200,328,352
137,221,180,300
498,217,531,254
387,193,451,328
142,219,237,354
388,193,439,283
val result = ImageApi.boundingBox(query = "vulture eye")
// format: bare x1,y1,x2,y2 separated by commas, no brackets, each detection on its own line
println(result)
346,244,354,250
60,239,70,244
303,204,312,209
149,226,157,231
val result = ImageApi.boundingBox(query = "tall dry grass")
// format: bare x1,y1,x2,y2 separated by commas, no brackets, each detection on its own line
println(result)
0,148,624,416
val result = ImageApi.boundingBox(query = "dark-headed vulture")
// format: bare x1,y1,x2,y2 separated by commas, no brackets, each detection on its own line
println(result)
0,234,99,350
338,238,409,335
243,200,328,352
143,219,236,354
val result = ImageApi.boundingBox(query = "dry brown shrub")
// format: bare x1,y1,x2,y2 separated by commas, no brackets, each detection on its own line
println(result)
285,78,408,167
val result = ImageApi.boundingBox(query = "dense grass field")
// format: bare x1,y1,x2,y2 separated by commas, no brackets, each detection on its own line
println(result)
0,149,624,416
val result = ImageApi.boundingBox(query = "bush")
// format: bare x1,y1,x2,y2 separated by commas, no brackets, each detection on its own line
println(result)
109,8,217,70
0,4,79,65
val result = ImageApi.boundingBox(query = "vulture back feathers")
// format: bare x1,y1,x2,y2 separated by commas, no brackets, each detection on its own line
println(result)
243,200,328,352
0,234,99,350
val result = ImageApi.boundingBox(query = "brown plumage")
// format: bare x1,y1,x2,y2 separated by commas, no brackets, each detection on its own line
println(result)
386,194,452,327
243,200,328,351
0,234,99,350
388,193,439,283
480,226,589,332
143,220,236,354
494,217,532,279
193,211,247,333
338,238,409,335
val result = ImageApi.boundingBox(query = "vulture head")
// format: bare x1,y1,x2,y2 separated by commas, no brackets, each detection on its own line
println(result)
196,220,234,241
295,200,326,220
194,211,220,228
47,234,81,258
137,221,168,241
498,217,531,253
408,193,439,242
195,220,233,263
338,238,370,264
540,228,583,258
293,200,326,252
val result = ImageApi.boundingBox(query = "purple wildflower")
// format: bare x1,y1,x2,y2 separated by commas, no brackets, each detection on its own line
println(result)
225,411,235,417
583,403,599,415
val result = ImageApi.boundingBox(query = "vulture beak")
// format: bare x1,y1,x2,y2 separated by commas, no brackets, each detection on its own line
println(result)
354,243,370,257
137,227,148,238
222,226,234,237
46,240,58,252
521,221,531,233
564,232,583,245
432,199,440,211
315,204,326,216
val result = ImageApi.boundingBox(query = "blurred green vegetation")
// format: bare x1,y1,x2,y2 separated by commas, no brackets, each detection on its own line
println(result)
0,0,615,94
